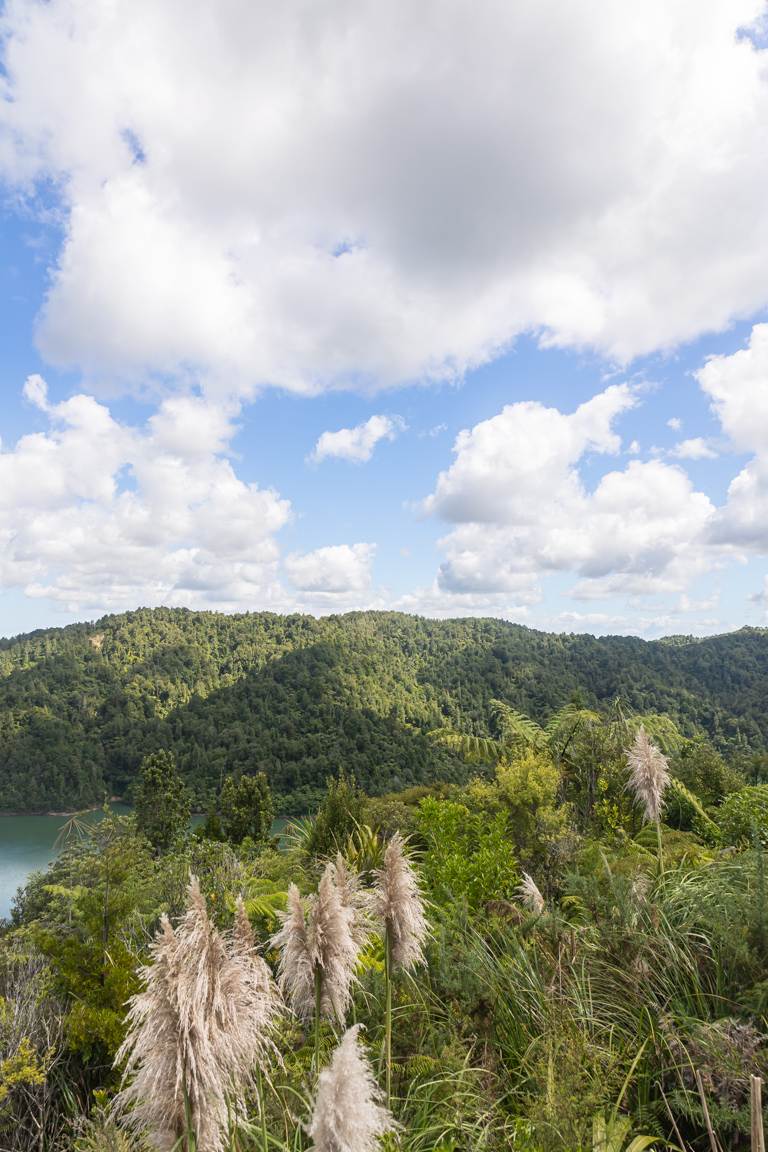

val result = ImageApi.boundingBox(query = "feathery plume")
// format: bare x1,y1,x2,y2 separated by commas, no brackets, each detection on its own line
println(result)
269,883,314,1019
373,832,429,972
270,864,360,1023
626,726,670,824
331,853,373,948
518,871,545,915
223,895,284,1070
114,915,183,1151
307,1025,397,1152
116,876,278,1152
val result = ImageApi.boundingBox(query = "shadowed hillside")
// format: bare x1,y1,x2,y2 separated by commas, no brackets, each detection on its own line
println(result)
1,608,767,810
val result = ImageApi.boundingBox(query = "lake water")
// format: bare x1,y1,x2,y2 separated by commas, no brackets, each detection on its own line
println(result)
0,808,210,920
0,811,90,920
0,810,285,920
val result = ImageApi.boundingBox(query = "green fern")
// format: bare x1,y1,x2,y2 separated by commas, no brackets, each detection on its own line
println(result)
490,699,548,750
666,777,720,842
428,728,505,765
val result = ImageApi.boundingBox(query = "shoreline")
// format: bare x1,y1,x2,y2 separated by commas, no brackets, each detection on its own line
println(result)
0,797,125,818
0,801,219,819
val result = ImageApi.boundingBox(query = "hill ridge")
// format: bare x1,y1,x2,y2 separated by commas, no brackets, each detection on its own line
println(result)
1,607,767,811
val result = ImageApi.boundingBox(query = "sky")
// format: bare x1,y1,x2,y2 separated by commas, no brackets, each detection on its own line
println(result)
1,1,768,640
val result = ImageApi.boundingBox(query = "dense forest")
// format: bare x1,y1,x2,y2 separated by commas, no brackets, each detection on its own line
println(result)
1,704,767,1149
1,608,768,811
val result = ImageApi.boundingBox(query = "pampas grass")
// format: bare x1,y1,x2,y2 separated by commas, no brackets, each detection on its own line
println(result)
626,726,671,871
518,872,545,915
229,895,283,1151
626,726,670,825
331,852,374,948
307,1025,397,1152
373,833,428,975
115,876,280,1152
228,894,284,1065
271,865,359,1022
270,883,314,1019
271,862,361,1066
114,914,185,1151
373,832,429,1106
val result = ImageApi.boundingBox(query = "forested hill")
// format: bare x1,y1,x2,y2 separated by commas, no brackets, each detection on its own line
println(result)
1,608,767,812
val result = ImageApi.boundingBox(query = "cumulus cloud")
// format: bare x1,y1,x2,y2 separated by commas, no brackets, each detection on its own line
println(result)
1,1,768,395
697,324,768,549
22,374,50,411
0,383,291,613
425,384,637,525
424,386,717,600
284,544,375,593
697,324,768,456
392,584,536,622
311,415,404,464
669,437,718,460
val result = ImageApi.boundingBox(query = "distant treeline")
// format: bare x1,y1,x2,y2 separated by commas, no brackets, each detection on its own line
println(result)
0,607,767,812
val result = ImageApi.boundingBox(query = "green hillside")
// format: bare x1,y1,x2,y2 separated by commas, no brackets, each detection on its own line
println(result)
1,608,767,811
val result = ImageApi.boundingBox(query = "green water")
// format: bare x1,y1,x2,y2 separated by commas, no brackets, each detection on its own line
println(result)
0,810,98,919
0,810,286,920
0,808,206,920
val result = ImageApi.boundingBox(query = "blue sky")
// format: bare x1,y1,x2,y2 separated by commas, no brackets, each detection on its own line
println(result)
1,0,768,639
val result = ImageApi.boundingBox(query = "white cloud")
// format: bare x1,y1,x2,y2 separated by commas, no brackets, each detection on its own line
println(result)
310,415,404,464
425,384,636,526
1,1,768,395
551,609,723,639
148,395,238,460
22,374,49,411
424,386,717,600
284,543,375,593
392,583,536,622
667,417,682,430
669,437,718,460
697,323,768,549
697,323,768,456
0,382,291,613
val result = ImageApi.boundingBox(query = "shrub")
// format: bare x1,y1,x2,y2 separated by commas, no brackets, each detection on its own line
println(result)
718,785,768,848
418,796,517,910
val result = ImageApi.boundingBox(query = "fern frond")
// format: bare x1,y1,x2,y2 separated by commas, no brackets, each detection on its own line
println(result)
489,700,547,750
545,704,600,738
428,728,505,764
666,777,720,840
630,712,684,755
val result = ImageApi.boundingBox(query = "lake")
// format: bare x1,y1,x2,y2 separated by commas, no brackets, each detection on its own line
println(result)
0,808,208,920
0,811,91,920
0,810,287,919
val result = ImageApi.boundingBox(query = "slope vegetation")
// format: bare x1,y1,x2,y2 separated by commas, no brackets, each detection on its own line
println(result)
0,608,766,810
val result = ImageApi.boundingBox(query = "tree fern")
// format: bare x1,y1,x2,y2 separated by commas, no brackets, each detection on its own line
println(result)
428,728,506,765
665,777,720,842
490,699,548,751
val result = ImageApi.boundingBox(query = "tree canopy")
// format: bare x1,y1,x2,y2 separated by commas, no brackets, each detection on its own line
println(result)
0,608,766,812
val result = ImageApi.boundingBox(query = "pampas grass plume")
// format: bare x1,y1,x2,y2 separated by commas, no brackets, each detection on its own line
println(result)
373,832,428,972
331,852,373,948
518,871,545,915
626,726,671,824
114,914,183,1151
271,863,360,1023
270,882,315,1019
307,1025,397,1152
116,876,280,1152
224,895,284,1070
